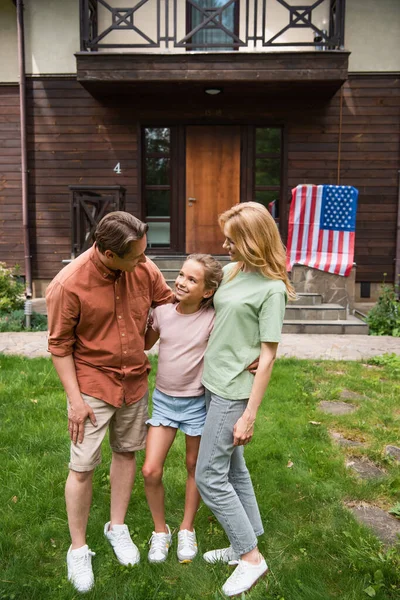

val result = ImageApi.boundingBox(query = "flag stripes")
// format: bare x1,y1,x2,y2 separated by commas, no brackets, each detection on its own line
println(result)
286,184,358,277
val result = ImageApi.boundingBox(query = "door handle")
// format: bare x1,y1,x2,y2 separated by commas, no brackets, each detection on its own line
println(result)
188,197,197,206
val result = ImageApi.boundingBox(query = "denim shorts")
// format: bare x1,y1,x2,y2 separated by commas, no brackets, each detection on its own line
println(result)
146,387,206,437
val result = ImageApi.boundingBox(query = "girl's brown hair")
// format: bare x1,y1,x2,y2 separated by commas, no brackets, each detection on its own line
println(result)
186,254,223,309
219,202,296,300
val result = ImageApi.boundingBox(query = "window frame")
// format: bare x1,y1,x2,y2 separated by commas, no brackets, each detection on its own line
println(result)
141,125,185,253
253,126,282,222
240,125,284,228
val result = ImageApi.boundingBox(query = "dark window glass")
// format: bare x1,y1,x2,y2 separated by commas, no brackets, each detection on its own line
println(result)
190,0,237,51
145,190,170,217
255,191,280,218
255,128,281,155
147,221,170,248
145,158,170,186
254,127,282,220
145,128,170,154
143,127,172,248
255,158,281,186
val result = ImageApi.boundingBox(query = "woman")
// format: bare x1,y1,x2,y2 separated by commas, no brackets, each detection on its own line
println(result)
195,202,296,597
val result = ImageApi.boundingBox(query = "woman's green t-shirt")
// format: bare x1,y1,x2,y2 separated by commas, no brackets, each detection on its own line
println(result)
202,264,287,400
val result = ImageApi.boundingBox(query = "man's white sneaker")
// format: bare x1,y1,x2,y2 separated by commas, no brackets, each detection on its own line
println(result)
148,525,172,563
177,529,198,563
104,522,140,566
222,558,268,597
203,546,239,565
67,544,95,593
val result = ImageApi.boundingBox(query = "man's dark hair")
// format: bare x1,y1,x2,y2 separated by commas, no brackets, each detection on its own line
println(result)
94,211,149,257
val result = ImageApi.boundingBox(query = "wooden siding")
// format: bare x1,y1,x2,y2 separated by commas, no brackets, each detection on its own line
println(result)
0,74,398,283
26,79,140,279
0,86,23,270
287,75,400,283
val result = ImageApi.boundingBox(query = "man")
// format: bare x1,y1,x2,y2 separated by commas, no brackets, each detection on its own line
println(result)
46,211,174,593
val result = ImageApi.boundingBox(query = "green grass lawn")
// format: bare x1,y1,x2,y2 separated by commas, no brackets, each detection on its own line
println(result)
0,354,399,600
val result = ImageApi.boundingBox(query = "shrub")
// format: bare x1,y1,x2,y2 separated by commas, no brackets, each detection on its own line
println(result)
368,353,400,377
0,309,48,332
0,262,24,313
367,279,400,337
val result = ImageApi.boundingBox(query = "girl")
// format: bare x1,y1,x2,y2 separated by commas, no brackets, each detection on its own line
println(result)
142,254,223,564
195,202,296,597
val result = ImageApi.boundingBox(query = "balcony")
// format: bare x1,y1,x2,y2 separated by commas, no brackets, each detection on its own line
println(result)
76,0,348,92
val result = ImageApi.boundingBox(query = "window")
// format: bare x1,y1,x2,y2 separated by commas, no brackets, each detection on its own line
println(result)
253,128,282,219
188,0,238,51
143,128,171,248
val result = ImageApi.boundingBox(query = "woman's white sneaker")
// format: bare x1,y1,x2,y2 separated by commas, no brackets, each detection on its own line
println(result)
148,525,172,563
104,522,140,566
67,545,95,593
221,558,268,597
203,546,239,565
177,529,198,563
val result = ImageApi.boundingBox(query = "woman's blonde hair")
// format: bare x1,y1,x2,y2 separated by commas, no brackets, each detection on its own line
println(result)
185,253,223,309
219,202,296,300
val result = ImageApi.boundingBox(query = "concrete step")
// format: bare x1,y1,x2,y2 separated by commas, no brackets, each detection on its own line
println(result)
159,268,183,279
289,292,322,306
283,315,369,335
155,255,230,286
152,261,186,270
285,303,346,321
151,255,230,270
150,256,187,270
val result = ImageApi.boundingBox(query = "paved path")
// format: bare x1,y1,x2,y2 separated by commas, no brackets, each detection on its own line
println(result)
1,332,399,360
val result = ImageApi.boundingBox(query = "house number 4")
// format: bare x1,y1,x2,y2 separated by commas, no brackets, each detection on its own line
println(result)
114,163,121,174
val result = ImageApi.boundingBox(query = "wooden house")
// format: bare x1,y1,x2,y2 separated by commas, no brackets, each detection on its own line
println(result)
1,0,399,303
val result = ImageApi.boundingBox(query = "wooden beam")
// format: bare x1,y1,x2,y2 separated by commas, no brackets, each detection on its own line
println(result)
75,51,349,88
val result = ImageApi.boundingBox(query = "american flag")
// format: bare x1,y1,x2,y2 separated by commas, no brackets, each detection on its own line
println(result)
286,184,358,277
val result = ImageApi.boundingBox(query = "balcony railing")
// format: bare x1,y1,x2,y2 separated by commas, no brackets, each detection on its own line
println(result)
80,0,345,52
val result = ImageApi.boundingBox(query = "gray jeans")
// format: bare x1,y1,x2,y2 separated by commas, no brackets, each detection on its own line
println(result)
195,389,264,555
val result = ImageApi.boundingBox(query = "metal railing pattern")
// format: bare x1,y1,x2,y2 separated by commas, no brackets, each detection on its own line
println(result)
79,0,345,51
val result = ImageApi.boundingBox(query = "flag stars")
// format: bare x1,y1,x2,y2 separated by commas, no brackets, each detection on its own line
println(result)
321,185,357,232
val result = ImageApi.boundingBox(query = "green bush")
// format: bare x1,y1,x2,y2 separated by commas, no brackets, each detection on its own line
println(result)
0,309,48,332
367,279,400,336
0,262,24,312
368,353,400,377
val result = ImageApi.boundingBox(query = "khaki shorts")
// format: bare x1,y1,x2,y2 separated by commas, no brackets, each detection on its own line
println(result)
68,392,148,473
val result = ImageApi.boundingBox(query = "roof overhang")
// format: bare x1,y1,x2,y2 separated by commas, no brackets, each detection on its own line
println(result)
76,51,350,98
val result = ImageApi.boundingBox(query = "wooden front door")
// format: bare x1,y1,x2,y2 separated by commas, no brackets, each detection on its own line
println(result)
185,126,241,254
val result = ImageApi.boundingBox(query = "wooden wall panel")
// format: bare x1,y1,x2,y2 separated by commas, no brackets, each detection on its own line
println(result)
286,75,400,283
0,86,23,270
0,74,398,285
26,78,140,279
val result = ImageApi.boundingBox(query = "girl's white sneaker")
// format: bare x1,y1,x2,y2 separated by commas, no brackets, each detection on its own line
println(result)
203,546,239,565
148,524,172,563
177,529,198,563
221,558,268,597
67,544,95,593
